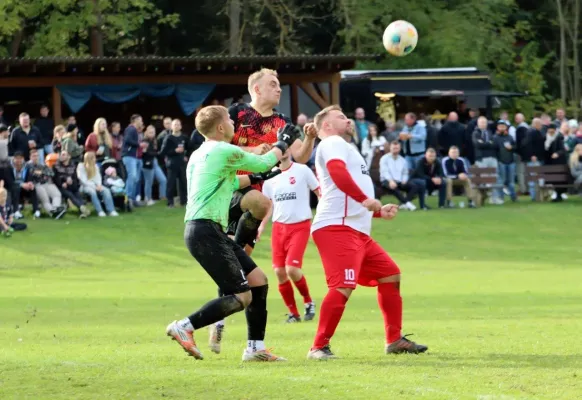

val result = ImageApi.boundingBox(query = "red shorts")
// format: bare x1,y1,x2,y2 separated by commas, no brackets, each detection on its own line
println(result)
312,225,400,289
271,220,311,268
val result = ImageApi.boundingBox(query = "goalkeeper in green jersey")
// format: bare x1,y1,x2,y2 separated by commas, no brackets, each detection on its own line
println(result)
166,105,300,362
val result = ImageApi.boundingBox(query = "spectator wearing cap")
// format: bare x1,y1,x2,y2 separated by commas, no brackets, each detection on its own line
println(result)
8,112,43,162
62,124,84,163
36,105,55,156
493,120,517,203
472,116,497,169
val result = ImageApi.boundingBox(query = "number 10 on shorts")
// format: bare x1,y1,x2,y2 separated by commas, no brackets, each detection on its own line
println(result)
344,268,355,282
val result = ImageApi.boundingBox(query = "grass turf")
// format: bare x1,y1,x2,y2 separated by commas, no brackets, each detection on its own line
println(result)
1,198,581,399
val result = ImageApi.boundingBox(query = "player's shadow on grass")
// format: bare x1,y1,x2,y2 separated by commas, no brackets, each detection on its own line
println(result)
369,354,582,369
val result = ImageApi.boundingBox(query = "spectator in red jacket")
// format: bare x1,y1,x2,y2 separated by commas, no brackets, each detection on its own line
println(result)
85,118,117,165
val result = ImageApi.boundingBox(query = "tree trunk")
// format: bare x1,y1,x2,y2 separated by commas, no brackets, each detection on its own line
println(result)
10,28,25,57
90,0,104,57
573,0,580,119
556,0,568,104
229,0,241,55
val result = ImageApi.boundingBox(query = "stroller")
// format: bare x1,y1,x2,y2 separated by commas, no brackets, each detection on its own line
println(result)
100,158,132,212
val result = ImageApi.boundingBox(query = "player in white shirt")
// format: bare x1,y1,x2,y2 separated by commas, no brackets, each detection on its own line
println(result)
306,105,428,360
259,150,320,323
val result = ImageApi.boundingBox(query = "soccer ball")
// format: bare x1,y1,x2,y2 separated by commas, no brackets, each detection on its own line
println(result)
382,20,418,57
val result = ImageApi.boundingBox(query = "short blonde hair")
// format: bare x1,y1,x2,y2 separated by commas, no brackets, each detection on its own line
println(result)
54,125,66,136
195,106,228,138
314,105,342,130
248,68,278,94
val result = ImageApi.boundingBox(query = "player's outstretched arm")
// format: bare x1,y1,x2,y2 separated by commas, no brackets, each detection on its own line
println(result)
290,123,316,163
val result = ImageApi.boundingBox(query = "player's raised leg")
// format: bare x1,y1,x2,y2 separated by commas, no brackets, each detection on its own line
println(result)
360,239,428,354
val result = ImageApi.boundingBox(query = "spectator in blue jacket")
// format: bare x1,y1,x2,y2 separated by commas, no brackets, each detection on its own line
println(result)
399,112,427,170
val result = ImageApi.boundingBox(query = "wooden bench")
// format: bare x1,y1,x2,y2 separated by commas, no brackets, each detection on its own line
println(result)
468,166,503,206
525,164,574,202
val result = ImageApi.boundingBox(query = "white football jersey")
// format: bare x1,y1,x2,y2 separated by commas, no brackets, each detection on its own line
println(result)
312,135,375,235
262,163,319,224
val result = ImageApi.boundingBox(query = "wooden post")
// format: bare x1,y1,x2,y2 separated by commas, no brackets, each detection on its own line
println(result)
52,86,62,125
329,73,341,105
290,83,299,123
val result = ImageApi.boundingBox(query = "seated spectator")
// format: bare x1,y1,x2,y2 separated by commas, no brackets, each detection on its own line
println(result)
85,118,117,165
0,125,8,163
27,150,66,219
103,166,126,196
77,152,118,217
51,125,66,155
142,125,167,205
53,150,90,218
473,116,497,168
544,123,568,202
442,146,476,208
411,148,446,209
0,182,27,237
62,124,84,163
493,121,517,203
6,151,38,219
379,141,419,211
110,122,123,161
361,124,387,168
569,143,582,193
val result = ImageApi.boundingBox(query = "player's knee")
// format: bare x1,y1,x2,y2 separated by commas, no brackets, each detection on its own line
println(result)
285,266,302,282
274,267,288,283
243,192,270,219
335,287,353,299
378,273,401,284
247,267,268,287
235,290,253,308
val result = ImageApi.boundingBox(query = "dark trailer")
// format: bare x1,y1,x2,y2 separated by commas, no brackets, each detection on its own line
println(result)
340,67,524,120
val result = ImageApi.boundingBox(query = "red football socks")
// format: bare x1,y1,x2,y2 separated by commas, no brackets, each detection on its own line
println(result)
377,282,403,344
293,276,312,304
278,280,299,316
312,289,348,349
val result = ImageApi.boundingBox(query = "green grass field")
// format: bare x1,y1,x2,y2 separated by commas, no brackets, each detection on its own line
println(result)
1,199,581,400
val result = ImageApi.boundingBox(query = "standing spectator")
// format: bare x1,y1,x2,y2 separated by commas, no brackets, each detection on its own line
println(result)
554,108,567,127
360,124,387,168
160,119,187,207
521,118,545,201
353,107,373,147
493,121,517,203
0,125,8,163
27,150,66,219
442,146,476,208
296,113,308,132
544,124,567,202
379,141,419,211
438,112,466,158
381,121,399,143
514,113,530,194
51,125,66,155
187,128,205,156
6,152,38,219
53,150,90,218
62,124,84,163
540,114,552,135
463,109,479,164
85,118,116,165
399,112,427,170
142,125,167,205
411,148,447,210
564,120,579,155
156,117,172,172
8,113,43,162
472,116,497,168
36,105,55,156
110,122,123,161
77,152,118,217
569,144,582,193
122,114,144,207
67,116,85,145
499,111,516,140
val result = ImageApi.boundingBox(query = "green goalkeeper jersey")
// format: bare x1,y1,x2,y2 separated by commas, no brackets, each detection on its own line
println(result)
184,140,278,230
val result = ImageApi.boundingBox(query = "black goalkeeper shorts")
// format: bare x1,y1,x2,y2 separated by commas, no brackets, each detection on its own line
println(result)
226,186,258,248
184,219,258,295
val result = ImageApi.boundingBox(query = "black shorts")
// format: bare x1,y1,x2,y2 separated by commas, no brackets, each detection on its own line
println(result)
226,186,258,247
184,219,258,295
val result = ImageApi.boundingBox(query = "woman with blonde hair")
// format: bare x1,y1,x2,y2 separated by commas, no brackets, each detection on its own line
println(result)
51,125,66,155
85,117,116,164
569,143,582,192
77,151,118,217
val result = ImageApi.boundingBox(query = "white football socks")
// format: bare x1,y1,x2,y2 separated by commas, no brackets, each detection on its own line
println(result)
247,340,265,352
178,318,194,332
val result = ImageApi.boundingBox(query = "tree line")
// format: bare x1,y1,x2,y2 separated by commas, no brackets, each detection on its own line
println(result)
0,0,580,118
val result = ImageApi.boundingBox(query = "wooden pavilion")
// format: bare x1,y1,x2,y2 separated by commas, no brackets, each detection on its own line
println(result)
0,54,378,128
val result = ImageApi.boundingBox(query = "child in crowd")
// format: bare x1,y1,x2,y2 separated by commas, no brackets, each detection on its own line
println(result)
0,182,27,237
104,166,126,195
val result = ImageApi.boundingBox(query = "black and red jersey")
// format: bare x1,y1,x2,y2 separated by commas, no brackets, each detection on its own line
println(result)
229,103,291,148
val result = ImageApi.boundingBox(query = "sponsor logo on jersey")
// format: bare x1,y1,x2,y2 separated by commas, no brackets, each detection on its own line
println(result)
274,192,297,202
289,176,296,184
